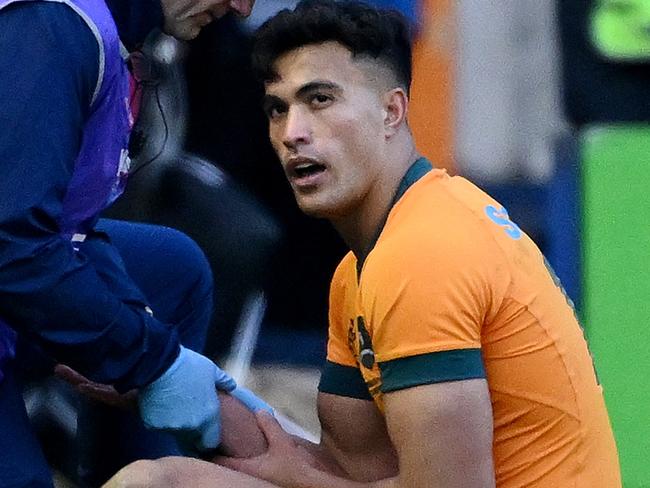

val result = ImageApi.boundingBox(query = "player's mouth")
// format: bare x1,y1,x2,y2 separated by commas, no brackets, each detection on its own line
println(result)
286,157,328,189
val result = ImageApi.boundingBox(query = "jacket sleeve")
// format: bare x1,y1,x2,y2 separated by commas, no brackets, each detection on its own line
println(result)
0,2,179,392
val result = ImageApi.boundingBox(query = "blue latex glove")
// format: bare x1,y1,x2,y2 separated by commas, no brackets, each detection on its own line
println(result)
138,345,236,453
230,385,275,416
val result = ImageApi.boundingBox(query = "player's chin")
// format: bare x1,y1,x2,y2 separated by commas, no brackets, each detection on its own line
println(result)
296,193,352,221
295,198,334,219
290,186,326,214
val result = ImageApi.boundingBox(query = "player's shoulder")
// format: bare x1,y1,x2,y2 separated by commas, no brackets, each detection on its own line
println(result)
329,251,357,297
332,251,356,281
378,172,501,265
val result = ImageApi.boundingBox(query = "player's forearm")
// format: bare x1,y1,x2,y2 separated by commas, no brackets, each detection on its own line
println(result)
291,436,348,477
292,436,398,482
103,457,278,488
319,431,399,482
259,442,400,488
293,465,398,488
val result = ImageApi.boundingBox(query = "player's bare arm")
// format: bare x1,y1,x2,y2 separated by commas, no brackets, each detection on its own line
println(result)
101,389,271,487
216,378,495,488
317,392,398,481
384,379,496,488
103,457,278,488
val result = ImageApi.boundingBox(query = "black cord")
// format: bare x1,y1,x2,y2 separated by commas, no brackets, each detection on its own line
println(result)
128,81,170,178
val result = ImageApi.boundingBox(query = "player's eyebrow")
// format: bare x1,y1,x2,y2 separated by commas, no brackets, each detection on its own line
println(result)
295,80,342,99
262,80,342,113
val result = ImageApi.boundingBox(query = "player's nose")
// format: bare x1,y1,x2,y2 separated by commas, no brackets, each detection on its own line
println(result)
282,107,312,150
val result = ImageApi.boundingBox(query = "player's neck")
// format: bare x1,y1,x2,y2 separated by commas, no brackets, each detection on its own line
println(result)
332,144,420,260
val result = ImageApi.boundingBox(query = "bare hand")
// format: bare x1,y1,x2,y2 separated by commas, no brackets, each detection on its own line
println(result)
215,411,316,488
54,364,137,410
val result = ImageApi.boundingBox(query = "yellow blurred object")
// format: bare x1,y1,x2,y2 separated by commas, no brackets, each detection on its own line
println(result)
410,0,456,173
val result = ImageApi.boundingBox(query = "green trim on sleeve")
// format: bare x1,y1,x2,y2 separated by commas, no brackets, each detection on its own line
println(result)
318,360,373,400
379,349,485,393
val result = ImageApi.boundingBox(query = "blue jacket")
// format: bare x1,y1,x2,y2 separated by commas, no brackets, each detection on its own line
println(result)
0,0,178,391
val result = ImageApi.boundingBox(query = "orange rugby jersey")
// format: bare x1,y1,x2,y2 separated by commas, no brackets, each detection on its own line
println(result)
318,158,620,488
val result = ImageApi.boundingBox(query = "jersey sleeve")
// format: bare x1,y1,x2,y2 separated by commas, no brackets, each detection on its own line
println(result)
362,216,507,393
318,255,372,400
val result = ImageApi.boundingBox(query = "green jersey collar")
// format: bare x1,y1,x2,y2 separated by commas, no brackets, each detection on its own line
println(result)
391,157,433,208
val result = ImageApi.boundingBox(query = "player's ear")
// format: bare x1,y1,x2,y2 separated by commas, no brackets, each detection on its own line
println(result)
383,87,408,138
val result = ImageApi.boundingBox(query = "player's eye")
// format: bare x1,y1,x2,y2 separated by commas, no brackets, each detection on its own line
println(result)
265,102,287,120
310,93,333,108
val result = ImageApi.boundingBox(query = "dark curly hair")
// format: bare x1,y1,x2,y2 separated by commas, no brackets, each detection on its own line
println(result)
252,0,413,93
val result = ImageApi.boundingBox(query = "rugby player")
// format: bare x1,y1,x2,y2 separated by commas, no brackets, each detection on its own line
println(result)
105,1,622,486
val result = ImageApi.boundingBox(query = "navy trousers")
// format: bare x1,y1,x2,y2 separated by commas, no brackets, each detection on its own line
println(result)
0,219,214,487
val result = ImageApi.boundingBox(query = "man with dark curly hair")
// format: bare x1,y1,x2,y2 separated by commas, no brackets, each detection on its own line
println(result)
105,1,621,486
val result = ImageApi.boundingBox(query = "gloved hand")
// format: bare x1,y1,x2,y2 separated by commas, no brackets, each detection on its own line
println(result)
230,385,275,416
137,345,237,453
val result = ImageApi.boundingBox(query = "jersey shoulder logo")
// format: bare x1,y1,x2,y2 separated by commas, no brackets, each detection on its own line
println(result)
348,316,375,369
356,316,375,369
484,205,523,239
